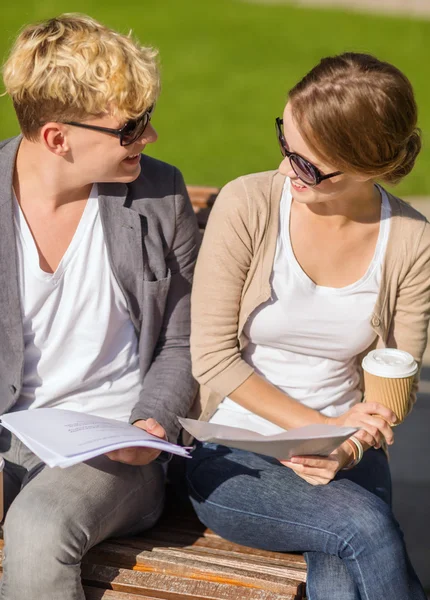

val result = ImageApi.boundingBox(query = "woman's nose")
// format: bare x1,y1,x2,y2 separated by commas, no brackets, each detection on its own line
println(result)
281,156,296,179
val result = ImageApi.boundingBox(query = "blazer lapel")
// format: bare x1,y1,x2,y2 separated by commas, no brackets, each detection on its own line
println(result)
0,137,24,366
98,183,145,330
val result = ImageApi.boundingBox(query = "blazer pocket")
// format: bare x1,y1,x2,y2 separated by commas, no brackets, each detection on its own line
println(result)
139,270,172,322
141,269,172,296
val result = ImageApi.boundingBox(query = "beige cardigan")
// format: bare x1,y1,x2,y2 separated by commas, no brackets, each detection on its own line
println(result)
190,170,430,424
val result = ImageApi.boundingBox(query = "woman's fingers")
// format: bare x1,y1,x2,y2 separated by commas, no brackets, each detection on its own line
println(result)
357,402,397,424
354,428,379,448
281,455,339,485
349,413,394,445
334,404,396,446
282,462,332,485
288,455,337,469
354,429,380,449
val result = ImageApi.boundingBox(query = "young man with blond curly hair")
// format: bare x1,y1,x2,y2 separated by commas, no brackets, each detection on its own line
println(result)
0,14,199,599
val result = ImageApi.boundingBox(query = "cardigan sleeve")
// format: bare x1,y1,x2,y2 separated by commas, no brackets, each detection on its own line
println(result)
190,176,256,397
384,219,430,419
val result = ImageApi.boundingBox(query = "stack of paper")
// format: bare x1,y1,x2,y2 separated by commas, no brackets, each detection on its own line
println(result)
0,408,191,468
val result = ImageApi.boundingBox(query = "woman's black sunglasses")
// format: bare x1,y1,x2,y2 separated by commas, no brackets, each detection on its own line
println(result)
275,117,342,186
64,106,155,146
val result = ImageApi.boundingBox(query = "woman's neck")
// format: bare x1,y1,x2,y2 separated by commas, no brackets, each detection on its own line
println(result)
298,182,381,226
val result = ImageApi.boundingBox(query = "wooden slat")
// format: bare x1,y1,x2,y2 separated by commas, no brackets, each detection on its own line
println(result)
84,587,163,600
85,542,306,589
109,535,307,574
120,511,306,571
82,564,304,600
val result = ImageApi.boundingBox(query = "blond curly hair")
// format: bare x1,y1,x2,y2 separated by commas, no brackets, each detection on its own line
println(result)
2,13,160,139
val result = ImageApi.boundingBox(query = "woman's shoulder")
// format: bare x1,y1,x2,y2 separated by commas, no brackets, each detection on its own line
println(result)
384,188,430,261
219,170,285,201
385,189,428,225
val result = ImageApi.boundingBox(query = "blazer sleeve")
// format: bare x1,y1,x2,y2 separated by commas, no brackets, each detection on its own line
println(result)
130,169,200,443
191,176,256,397
383,220,430,419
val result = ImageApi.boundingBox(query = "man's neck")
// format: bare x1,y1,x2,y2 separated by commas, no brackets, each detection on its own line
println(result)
14,138,93,210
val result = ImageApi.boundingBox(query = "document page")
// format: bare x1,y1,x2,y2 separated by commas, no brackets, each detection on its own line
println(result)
0,408,190,467
179,418,358,460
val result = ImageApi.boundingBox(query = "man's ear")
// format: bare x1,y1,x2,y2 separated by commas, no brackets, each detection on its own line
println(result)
40,123,70,156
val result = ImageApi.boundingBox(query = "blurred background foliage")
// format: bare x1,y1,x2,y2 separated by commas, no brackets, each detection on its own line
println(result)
1,0,429,196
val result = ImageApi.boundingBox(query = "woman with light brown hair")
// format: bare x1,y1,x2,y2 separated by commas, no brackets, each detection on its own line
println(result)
187,53,428,599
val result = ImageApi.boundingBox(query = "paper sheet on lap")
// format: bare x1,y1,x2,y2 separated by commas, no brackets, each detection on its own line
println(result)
179,417,357,460
0,408,190,467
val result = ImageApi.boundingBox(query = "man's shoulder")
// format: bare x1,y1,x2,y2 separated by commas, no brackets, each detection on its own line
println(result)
0,136,20,153
127,155,182,203
0,136,22,171
139,154,178,178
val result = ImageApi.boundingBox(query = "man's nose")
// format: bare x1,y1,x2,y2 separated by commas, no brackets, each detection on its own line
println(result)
138,122,158,145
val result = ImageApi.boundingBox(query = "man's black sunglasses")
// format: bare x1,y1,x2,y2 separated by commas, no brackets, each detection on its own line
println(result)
275,117,342,187
64,106,155,146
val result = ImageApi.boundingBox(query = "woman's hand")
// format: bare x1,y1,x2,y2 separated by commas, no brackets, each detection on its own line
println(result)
281,443,353,486
326,402,396,449
106,418,167,465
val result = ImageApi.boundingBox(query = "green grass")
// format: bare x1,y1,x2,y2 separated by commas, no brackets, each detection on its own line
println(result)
1,0,430,196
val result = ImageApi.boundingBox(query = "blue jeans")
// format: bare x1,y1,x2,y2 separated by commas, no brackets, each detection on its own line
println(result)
186,443,426,600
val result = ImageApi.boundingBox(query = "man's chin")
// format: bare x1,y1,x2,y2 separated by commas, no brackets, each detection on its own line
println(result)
101,167,142,184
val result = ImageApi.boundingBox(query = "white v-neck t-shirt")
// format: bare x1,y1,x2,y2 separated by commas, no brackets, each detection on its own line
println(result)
210,180,391,434
12,185,141,421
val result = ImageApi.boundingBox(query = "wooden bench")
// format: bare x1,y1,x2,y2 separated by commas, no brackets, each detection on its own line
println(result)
0,492,307,599
0,186,308,600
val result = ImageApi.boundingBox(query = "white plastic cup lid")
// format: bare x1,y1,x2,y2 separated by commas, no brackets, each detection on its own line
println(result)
362,349,418,378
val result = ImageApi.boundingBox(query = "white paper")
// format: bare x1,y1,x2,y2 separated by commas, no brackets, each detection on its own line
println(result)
0,408,190,468
178,417,358,460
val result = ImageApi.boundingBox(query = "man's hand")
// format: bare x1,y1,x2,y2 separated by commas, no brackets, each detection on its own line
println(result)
106,418,167,466
281,443,353,486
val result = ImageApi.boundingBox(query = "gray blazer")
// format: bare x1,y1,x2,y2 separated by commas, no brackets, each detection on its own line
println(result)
0,136,200,443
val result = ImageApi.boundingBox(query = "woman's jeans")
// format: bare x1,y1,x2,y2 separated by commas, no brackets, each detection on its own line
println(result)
186,443,426,600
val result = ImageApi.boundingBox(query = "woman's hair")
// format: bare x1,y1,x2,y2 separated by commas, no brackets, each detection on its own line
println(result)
288,53,421,184
2,13,160,140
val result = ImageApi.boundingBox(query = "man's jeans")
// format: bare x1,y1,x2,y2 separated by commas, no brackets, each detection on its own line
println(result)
0,429,165,600
186,443,426,600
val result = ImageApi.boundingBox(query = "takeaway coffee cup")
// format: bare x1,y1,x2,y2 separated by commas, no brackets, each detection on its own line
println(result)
362,349,418,424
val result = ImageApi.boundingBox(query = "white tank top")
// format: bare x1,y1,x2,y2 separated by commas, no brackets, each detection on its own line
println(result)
12,185,141,422
210,180,391,434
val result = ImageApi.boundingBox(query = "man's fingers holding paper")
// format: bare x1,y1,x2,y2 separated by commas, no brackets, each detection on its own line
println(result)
106,418,167,466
